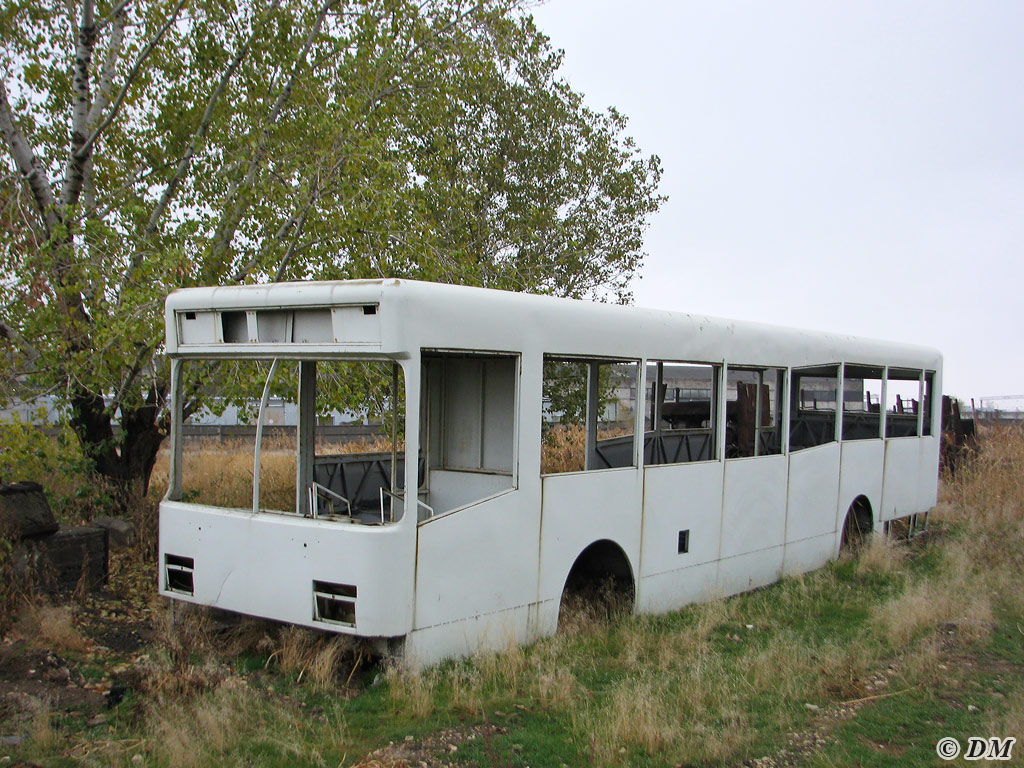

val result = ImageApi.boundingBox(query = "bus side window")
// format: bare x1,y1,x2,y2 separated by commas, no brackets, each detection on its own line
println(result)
644,361,718,465
790,365,839,451
885,368,921,437
922,372,935,436
725,366,785,458
420,351,518,516
542,357,638,474
842,365,883,440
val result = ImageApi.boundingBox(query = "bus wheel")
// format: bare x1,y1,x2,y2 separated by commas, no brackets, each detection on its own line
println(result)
840,496,873,552
558,540,634,634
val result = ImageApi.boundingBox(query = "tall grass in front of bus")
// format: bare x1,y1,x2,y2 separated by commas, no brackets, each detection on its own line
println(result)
7,427,1024,767
381,426,1024,767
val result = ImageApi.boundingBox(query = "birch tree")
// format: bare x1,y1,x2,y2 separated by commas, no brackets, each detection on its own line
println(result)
0,0,663,502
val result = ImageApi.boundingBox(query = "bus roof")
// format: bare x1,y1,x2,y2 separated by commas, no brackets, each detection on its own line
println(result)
164,279,941,371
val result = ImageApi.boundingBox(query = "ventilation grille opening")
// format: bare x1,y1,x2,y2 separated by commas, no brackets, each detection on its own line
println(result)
221,311,248,343
678,529,690,554
165,553,194,595
313,580,356,626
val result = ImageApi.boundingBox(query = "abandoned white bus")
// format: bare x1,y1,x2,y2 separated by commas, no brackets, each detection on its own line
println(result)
159,279,940,665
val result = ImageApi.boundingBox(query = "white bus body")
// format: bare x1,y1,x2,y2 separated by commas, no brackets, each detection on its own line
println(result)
159,279,941,666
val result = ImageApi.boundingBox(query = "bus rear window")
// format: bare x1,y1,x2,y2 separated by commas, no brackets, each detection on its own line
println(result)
885,368,921,438
842,365,883,441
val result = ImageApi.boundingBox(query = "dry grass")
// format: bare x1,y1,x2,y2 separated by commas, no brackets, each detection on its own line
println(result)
984,687,1024,766
1,518,32,636
541,424,587,474
25,696,59,753
128,607,234,702
388,426,1024,767
385,660,439,719
863,425,1023,650
863,427,1024,651
583,651,753,765
540,424,631,474
557,581,634,638
149,433,397,510
942,424,1024,528
871,542,992,647
14,605,90,654
138,608,360,702
532,656,579,709
937,425,1024,615
854,532,908,575
271,625,356,691
873,536,994,645
143,675,347,768
89,608,353,766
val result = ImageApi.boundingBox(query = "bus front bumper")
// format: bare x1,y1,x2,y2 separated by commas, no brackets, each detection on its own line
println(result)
158,500,413,638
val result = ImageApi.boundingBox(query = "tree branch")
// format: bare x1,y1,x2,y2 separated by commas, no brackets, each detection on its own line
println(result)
142,0,282,240
272,194,316,282
87,6,127,133
81,7,127,218
95,0,130,34
60,0,96,208
0,319,41,364
232,140,351,284
208,0,340,261
228,214,297,283
73,0,186,163
0,79,60,235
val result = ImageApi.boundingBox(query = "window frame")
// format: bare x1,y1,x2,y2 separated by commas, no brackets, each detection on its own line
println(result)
540,354,641,475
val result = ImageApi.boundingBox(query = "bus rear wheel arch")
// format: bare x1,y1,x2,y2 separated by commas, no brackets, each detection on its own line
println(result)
558,540,635,631
840,496,874,552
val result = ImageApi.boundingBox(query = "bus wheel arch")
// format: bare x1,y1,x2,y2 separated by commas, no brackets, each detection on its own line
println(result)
840,495,874,551
558,539,635,630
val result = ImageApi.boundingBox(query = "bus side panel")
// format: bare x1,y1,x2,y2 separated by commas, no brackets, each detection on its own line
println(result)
717,455,788,594
785,443,841,544
538,469,643,605
717,547,784,596
406,604,534,668
881,439,921,521
917,435,940,509
720,455,788,558
639,462,724,575
639,563,719,614
783,535,837,576
413,491,536,632
836,440,884,534
636,461,724,615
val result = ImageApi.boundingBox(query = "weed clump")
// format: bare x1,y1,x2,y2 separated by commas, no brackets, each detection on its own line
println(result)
14,605,90,654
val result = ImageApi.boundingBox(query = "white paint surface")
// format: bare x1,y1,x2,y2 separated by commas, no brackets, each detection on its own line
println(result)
160,280,941,665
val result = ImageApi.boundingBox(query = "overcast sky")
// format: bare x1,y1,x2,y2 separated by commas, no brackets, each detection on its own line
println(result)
530,0,1024,401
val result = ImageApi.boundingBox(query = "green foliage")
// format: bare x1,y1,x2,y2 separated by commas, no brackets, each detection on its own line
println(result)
542,358,630,427
0,412,117,521
0,528,22,635
0,0,663,495
181,358,405,434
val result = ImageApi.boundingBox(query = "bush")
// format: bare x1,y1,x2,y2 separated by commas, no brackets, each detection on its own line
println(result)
0,414,118,523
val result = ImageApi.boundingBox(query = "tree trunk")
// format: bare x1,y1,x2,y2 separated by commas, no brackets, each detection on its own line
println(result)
70,387,166,506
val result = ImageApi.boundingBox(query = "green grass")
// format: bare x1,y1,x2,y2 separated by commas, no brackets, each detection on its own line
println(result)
6,427,1024,767
7,540,1023,768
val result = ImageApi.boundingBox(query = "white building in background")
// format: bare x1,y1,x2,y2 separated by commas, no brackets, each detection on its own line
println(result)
0,396,64,425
